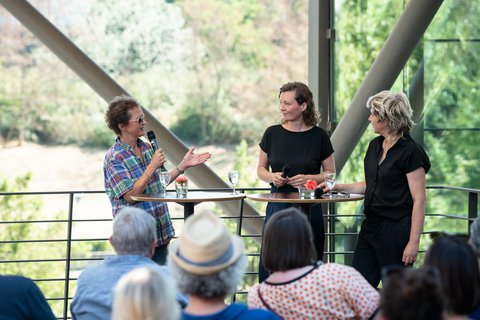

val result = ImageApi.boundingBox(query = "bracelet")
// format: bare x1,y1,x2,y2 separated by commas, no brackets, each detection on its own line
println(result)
175,166,184,174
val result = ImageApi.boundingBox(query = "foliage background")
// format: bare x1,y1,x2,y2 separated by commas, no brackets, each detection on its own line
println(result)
0,0,479,313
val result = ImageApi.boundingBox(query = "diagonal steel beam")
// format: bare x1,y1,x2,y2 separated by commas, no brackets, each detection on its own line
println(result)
331,0,443,173
0,0,263,234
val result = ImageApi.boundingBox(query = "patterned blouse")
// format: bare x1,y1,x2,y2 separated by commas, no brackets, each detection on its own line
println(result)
248,262,379,320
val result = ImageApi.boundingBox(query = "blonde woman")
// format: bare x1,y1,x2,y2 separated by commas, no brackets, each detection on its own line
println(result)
112,267,180,320
321,90,431,288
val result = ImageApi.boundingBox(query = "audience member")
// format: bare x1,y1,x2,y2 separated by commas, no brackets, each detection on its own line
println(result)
0,275,56,319
424,235,480,320
374,266,444,320
168,211,280,320
470,217,480,258
71,207,187,320
112,267,180,320
248,208,379,319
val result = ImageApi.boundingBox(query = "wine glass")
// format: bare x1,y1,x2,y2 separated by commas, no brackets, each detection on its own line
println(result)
325,172,336,198
228,170,239,195
158,171,171,196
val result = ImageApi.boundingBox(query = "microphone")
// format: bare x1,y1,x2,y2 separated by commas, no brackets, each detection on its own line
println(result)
147,130,166,171
281,164,292,178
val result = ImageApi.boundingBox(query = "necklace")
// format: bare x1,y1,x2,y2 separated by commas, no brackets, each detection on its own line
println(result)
383,135,399,150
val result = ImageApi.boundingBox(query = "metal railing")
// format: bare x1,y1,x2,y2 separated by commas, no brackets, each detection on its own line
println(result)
0,186,478,319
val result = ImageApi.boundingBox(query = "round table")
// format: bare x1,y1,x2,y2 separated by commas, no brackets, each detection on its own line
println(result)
247,192,364,265
131,191,246,219
247,192,364,204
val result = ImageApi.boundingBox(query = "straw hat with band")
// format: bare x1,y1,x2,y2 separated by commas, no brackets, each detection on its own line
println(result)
171,211,244,275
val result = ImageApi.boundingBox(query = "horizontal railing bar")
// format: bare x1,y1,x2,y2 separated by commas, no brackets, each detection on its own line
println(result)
0,238,110,244
427,185,480,194
0,219,113,224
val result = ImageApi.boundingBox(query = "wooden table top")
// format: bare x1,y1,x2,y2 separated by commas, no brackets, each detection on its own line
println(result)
131,191,246,203
247,192,364,204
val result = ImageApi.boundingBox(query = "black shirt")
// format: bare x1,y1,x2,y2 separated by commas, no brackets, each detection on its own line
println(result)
259,125,334,193
363,134,431,220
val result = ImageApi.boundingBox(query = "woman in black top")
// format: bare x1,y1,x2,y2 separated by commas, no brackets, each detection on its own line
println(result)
257,82,335,282
322,90,430,288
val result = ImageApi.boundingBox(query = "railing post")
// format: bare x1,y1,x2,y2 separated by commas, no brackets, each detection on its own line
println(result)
63,192,75,320
468,191,478,235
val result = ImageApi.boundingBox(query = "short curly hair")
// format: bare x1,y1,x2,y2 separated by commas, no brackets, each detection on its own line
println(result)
366,90,414,137
105,95,141,135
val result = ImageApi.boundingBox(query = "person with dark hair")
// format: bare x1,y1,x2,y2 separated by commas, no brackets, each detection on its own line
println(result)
321,90,430,288
256,81,335,281
248,208,379,319
424,236,480,320
168,211,280,320
0,275,56,320
104,95,211,264
375,266,444,320
71,207,187,320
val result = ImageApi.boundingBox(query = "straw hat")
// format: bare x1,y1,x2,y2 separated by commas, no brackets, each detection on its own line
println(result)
170,211,244,275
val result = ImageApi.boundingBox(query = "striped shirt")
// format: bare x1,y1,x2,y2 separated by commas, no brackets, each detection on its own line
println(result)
104,137,174,245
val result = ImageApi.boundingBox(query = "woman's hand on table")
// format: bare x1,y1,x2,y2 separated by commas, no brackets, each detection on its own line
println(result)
319,181,334,193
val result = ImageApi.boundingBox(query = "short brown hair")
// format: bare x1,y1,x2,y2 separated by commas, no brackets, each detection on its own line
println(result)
262,208,317,272
105,95,140,135
279,82,320,127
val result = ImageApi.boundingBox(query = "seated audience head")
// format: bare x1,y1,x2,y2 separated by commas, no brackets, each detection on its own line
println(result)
424,235,480,317
470,217,480,257
378,266,444,320
111,206,156,256
112,267,180,320
262,207,317,273
168,210,246,299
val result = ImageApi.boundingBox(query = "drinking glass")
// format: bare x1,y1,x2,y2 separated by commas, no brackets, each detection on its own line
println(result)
228,170,239,195
158,171,171,196
325,172,336,198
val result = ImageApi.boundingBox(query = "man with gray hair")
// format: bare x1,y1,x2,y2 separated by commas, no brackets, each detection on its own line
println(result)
71,207,187,320
470,217,480,258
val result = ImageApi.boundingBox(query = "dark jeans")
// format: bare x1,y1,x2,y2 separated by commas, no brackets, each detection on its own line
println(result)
352,214,412,288
258,201,325,282
152,244,169,265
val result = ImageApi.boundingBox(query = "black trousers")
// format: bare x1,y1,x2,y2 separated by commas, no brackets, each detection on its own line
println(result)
258,202,325,282
152,244,169,265
351,214,412,288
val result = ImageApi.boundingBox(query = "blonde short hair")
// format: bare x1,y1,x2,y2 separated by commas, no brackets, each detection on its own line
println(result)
366,90,414,137
112,267,180,320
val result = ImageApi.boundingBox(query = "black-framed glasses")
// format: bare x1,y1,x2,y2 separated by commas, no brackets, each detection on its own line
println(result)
129,115,145,125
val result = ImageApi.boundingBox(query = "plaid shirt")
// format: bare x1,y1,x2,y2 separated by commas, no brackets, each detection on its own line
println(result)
103,137,174,246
